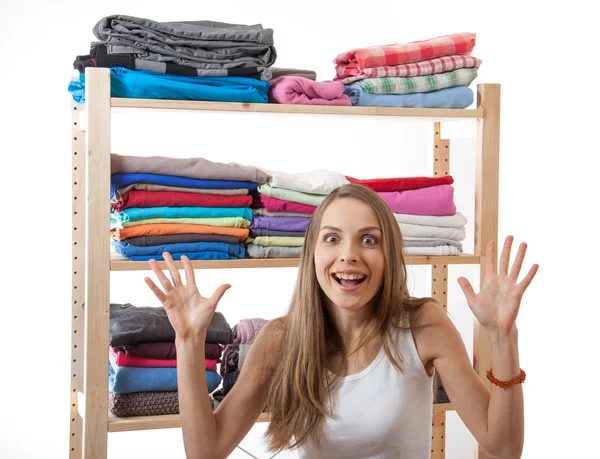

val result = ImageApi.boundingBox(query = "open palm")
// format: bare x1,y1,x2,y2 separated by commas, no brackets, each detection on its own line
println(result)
458,236,538,337
145,253,231,340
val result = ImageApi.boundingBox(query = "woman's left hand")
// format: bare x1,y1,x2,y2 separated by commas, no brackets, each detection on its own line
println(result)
458,235,539,338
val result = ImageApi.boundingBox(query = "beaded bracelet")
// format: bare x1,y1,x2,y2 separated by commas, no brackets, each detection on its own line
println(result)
486,368,526,389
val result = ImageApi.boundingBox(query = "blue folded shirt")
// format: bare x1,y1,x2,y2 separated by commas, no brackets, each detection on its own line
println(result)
343,85,474,108
68,67,269,103
108,351,222,394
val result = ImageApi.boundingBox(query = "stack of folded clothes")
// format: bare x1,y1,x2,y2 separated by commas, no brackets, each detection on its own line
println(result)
108,303,233,417
78,15,277,80
247,169,350,258
212,318,269,406
68,15,319,103
107,154,467,258
334,32,482,109
110,154,269,261
68,15,275,103
346,175,466,255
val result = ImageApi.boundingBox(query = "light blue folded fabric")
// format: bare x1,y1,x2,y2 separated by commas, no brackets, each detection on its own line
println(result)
343,85,474,108
112,240,246,258
113,206,253,223
108,352,222,394
68,67,269,103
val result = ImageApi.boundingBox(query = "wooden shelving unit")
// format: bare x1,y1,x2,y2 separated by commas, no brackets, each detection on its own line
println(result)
70,67,500,459
110,254,481,271
108,404,454,433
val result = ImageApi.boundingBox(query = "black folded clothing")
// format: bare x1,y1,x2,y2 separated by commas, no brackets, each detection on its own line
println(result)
106,302,233,346
73,43,263,79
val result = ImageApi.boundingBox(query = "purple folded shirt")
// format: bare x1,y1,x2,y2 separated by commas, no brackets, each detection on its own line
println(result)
249,215,311,232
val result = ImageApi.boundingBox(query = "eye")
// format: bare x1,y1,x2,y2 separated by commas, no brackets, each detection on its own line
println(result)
324,234,339,243
362,235,378,245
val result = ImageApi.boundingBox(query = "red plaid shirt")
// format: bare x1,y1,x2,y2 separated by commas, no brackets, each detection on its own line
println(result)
334,32,476,71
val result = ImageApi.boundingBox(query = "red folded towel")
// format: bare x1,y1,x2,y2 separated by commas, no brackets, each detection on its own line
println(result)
346,175,453,193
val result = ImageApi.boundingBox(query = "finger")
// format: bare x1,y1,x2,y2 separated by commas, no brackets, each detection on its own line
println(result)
499,235,514,276
517,263,539,292
509,242,527,282
144,277,167,304
457,277,476,306
181,255,197,288
210,283,231,306
163,252,183,287
485,240,497,278
148,258,173,293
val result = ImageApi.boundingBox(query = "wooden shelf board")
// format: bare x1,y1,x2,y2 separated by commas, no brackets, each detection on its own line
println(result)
108,404,452,433
108,411,271,433
111,254,480,271
110,98,483,120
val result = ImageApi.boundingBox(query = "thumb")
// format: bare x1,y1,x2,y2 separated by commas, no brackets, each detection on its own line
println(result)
457,277,476,306
210,283,231,305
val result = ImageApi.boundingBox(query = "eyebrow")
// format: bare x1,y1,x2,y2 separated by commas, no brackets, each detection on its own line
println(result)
320,225,382,232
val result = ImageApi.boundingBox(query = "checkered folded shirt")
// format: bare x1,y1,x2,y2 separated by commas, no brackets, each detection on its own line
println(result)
334,32,476,71
357,68,478,94
335,55,481,84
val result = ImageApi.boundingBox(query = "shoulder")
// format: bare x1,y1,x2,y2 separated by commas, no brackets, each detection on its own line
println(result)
245,316,288,372
409,300,449,329
258,315,288,342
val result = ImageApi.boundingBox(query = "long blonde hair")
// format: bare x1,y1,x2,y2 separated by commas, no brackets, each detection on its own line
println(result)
265,184,433,451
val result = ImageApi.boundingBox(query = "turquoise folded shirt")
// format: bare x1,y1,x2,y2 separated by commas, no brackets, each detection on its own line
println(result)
113,206,253,223
68,67,269,103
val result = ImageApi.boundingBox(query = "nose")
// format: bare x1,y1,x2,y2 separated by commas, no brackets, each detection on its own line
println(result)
339,239,359,263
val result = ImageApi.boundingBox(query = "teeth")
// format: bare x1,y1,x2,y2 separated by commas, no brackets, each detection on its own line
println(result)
334,273,365,280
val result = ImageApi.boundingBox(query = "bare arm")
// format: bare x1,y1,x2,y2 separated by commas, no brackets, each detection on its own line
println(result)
176,320,282,459
413,236,537,459
145,253,283,459
415,305,522,459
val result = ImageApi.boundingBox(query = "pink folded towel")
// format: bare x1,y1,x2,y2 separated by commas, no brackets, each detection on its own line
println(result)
378,184,456,216
268,76,351,106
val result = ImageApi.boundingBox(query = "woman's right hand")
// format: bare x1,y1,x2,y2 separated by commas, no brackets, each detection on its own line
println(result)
144,252,231,341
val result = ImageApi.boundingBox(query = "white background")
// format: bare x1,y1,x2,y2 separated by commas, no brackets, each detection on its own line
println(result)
0,1,597,458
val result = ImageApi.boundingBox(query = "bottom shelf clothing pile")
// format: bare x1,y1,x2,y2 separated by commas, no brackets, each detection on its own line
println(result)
212,318,269,406
108,302,232,417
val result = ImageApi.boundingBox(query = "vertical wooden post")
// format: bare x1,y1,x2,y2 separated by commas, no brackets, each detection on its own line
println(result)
433,122,450,179
83,67,112,459
473,84,501,459
69,95,86,459
432,411,446,459
430,122,449,459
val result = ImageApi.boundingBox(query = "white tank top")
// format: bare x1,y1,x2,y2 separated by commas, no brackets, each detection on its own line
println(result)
297,320,434,459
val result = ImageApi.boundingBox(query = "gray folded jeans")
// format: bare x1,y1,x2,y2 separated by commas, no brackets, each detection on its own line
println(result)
93,15,277,71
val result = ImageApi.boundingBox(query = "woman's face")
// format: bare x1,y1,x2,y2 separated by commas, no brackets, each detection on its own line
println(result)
314,197,385,312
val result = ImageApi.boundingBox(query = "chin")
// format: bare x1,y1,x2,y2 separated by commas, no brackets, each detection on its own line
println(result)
324,291,376,311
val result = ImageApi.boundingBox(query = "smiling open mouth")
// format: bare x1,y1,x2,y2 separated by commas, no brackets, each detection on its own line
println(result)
332,273,366,287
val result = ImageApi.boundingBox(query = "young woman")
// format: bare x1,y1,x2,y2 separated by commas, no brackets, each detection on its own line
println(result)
145,184,538,459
